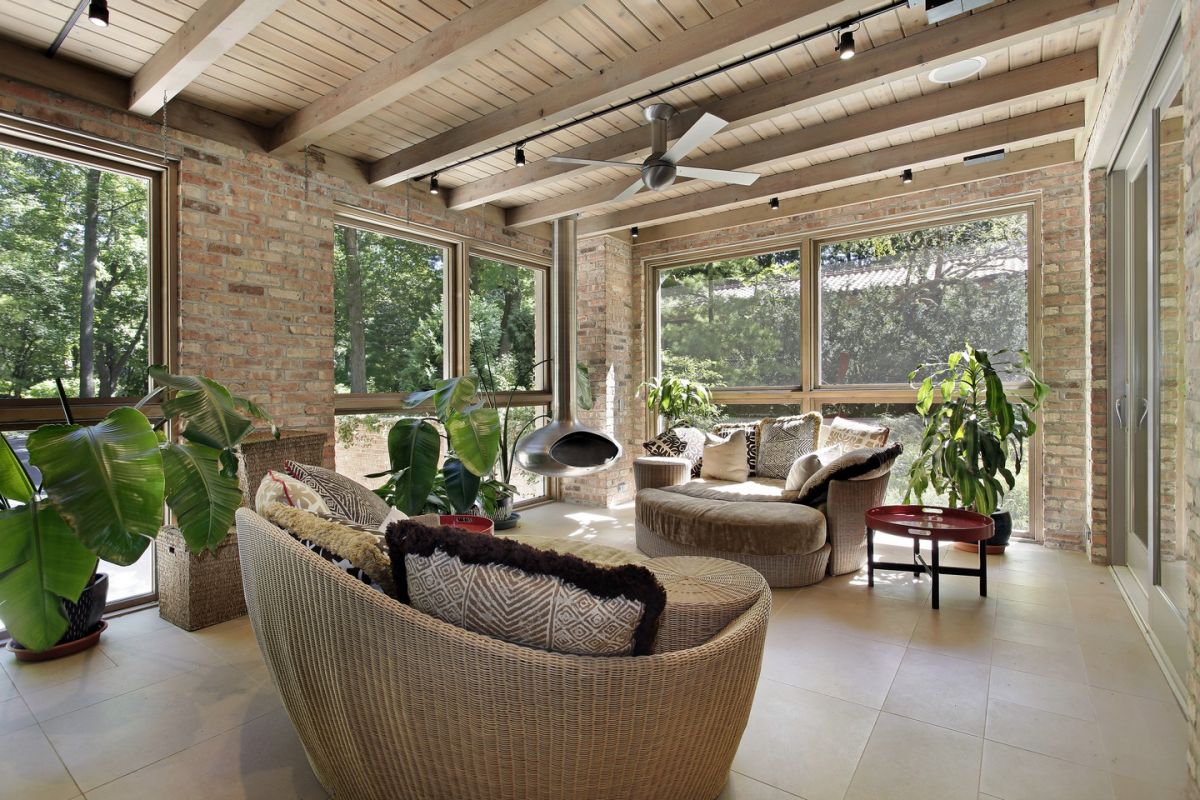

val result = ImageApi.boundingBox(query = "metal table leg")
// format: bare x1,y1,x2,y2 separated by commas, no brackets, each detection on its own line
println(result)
931,541,940,610
979,539,988,597
866,527,874,587
912,538,920,576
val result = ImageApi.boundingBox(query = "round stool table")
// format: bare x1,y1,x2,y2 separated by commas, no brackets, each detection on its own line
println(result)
865,505,994,610
633,456,692,491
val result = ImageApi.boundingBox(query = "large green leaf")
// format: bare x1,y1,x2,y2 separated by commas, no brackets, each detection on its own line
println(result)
387,419,441,515
149,367,254,450
446,407,500,476
28,407,164,566
442,458,481,514
0,433,35,505
162,441,243,554
576,362,594,411
0,501,98,652
405,376,478,421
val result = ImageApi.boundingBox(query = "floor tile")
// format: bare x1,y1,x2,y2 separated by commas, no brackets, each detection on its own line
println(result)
1079,634,1177,703
1089,687,1188,791
984,698,1108,770
84,709,328,800
761,625,905,708
99,626,228,673
0,694,36,735
41,663,279,791
771,588,921,647
732,678,878,800
844,712,982,800
993,615,1081,651
0,668,18,701
718,771,802,800
987,667,1095,721
1109,771,1190,800
882,649,990,735
908,608,995,663
20,656,186,723
989,637,1086,683
980,740,1114,800
0,725,80,800
0,645,116,695
995,598,1076,630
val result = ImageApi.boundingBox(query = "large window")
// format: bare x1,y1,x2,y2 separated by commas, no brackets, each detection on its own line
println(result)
469,254,545,391
648,206,1039,535
0,127,173,622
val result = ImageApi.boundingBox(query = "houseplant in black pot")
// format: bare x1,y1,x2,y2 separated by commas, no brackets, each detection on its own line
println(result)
903,345,1048,552
0,367,274,659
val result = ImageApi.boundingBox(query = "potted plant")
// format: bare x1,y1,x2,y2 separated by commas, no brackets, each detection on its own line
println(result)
0,367,274,658
641,375,721,430
903,345,1048,552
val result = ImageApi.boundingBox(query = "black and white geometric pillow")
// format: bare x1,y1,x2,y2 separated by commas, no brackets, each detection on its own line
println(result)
642,429,688,458
756,413,821,480
285,461,391,528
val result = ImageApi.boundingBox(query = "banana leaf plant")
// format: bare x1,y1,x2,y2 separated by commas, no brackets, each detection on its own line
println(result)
0,367,275,651
903,345,1048,515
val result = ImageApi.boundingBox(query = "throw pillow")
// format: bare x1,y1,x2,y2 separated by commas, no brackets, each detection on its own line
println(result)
642,429,687,459
820,417,890,453
285,460,392,528
700,430,750,482
262,503,395,595
377,506,408,533
711,421,758,475
255,470,330,515
784,449,829,493
756,412,822,479
386,520,666,656
673,426,707,477
796,443,903,507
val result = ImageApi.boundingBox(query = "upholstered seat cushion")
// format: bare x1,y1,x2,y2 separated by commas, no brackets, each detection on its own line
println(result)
501,534,649,566
636,489,826,557
660,477,798,503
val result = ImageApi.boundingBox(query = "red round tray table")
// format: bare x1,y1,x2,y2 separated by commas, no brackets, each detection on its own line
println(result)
865,505,994,610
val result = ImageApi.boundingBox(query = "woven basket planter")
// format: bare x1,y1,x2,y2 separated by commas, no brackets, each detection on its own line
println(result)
158,430,328,631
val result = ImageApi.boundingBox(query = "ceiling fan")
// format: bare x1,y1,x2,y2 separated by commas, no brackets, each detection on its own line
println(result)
549,103,760,202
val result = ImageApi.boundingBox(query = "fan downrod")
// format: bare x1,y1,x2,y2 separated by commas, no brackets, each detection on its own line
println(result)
642,103,678,190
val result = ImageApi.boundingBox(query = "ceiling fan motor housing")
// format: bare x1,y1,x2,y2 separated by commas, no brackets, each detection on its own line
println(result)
643,103,678,189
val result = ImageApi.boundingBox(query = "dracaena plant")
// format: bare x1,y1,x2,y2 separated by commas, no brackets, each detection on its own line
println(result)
0,367,275,651
641,375,721,430
903,345,1048,516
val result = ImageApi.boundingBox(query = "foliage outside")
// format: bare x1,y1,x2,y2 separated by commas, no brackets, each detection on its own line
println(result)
641,375,722,429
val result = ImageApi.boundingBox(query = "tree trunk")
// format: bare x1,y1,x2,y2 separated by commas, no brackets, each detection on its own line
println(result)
79,169,101,398
343,226,367,393
497,287,516,356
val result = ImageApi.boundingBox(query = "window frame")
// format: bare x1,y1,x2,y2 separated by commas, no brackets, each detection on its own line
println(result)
643,198,1044,538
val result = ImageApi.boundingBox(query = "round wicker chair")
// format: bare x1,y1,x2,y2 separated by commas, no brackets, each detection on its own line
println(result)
235,509,770,800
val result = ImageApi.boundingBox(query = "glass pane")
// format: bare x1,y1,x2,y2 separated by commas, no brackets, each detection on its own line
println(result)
469,256,544,390
0,144,151,399
334,225,445,393
1157,94,1186,612
658,249,801,387
819,213,1029,385
820,403,1031,532
499,405,549,503
718,404,806,425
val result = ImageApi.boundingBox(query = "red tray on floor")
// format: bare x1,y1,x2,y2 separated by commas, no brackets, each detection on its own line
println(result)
865,505,993,542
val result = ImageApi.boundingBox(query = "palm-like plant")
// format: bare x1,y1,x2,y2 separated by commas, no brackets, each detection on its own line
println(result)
903,345,1048,515
0,367,275,651
641,375,720,429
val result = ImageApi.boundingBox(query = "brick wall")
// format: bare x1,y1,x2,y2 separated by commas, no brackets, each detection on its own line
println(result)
1086,168,1110,563
634,163,1093,550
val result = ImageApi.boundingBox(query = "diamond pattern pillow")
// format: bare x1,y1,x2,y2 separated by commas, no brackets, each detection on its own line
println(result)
285,460,392,528
386,520,666,656
711,422,758,475
755,413,822,479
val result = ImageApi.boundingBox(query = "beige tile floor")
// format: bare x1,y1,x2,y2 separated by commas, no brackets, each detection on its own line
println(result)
0,502,1189,799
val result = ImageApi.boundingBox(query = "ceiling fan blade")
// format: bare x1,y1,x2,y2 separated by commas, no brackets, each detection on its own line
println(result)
674,165,760,185
663,113,728,163
612,178,645,202
549,156,640,170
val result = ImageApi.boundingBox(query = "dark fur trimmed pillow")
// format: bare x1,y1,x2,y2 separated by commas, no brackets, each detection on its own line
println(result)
386,521,666,656
795,442,903,507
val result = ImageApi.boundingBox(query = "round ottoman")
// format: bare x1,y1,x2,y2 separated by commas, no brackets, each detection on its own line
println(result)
634,456,692,491
645,557,768,653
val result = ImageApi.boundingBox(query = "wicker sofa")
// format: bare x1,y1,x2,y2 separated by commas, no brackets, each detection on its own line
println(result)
236,508,771,800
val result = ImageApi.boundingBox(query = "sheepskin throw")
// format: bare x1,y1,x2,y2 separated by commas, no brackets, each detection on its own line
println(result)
796,443,903,507
756,413,822,479
386,520,666,656
262,503,395,596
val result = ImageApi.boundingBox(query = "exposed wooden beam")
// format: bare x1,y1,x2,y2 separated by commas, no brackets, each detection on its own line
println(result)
446,0,1117,211
506,51,1098,227
367,0,863,187
129,0,286,116
267,0,588,155
630,142,1077,245
577,103,1084,236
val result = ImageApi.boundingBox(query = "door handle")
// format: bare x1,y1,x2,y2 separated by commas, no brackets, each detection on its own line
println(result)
1137,398,1149,431
1115,396,1126,430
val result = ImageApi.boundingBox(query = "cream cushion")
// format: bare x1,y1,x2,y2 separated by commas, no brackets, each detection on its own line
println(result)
784,451,823,493
662,477,796,503
255,470,330,515
819,416,890,453
636,488,827,557
701,430,750,482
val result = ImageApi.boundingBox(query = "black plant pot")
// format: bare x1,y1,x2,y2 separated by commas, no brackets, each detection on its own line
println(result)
986,510,1013,549
8,572,109,661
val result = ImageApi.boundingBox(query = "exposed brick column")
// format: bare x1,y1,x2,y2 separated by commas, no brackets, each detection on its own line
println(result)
1086,168,1109,564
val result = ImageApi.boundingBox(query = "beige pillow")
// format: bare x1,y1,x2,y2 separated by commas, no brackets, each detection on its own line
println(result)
701,430,750,482
820,416,890,453
785,451,824,492
255,470,330,515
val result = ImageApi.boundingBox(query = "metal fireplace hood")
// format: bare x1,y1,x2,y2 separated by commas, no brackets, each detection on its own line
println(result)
515,216,622,478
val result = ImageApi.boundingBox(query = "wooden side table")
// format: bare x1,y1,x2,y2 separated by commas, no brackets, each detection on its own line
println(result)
864,505,994,610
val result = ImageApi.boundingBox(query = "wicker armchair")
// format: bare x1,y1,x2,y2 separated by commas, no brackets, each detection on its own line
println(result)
825,472,891,575
235,509,770,800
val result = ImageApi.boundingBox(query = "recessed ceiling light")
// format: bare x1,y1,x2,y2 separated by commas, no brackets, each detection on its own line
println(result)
928,57,987,85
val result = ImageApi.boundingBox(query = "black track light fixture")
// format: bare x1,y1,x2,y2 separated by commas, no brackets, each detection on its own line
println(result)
515,143,526,167
429,173,440,195
769,197,781,211
88,0,109,27
901,168,914,184
630,226,639,240
835,28,855,60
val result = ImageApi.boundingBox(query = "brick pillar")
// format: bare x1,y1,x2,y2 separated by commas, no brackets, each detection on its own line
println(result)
562,234,644,507
1086,167,1109,564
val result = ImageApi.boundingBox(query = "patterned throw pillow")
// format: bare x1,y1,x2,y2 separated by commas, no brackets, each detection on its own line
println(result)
285,461,392,528
796,443,903,507
711,421,758,475
643,427,706,477
386,520,666,656
673,427,707,477
642,429,687,458
262,503,394,595
820,416,890,454
755,413,822,480
254,470,330,515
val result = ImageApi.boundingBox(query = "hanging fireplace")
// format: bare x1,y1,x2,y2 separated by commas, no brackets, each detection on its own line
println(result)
515,216,622,478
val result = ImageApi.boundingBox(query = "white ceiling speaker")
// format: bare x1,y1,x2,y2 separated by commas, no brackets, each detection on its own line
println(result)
928,56,988,85
549,103,760,202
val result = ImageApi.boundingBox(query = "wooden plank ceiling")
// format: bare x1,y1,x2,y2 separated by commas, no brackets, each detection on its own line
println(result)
0,0,1117,239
